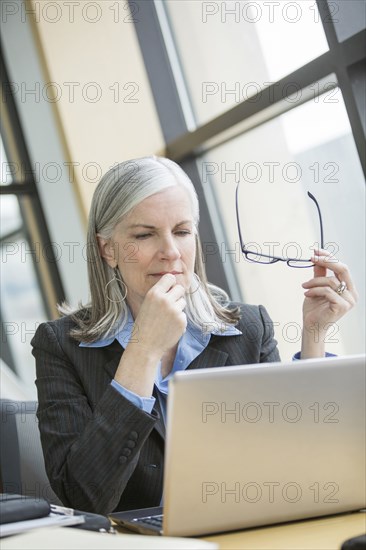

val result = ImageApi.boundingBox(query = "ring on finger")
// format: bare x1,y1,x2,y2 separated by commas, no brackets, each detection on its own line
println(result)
336,281,347,295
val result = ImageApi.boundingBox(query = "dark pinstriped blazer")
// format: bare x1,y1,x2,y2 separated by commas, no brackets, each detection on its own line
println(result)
31,303,280,515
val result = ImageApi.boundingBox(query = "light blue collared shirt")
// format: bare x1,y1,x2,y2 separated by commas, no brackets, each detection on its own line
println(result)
80,309,242,424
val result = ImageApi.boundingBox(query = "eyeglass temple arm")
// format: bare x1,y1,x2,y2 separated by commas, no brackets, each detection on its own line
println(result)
235,183,245,249
307,191,324,249
237,186,324,251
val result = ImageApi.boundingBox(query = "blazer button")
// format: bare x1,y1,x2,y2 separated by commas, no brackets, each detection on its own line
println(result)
122,448,132,457
130,431,138,440
119,456,128,464
126,440,136,449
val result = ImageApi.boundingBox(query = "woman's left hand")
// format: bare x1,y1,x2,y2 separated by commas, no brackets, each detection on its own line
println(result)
300,249,358,357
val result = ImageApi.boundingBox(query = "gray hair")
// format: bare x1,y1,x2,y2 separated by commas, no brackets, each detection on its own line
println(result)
61,156,239,341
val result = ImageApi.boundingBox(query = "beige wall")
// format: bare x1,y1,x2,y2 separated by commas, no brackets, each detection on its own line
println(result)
30,0,164,218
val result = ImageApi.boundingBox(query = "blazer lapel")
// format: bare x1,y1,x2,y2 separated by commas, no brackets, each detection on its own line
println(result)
102,342,122,380
188,345,229,371
101,340,227,441
152,388,166,441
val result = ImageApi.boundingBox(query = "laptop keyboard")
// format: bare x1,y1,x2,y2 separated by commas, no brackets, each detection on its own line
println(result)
131,514,163,528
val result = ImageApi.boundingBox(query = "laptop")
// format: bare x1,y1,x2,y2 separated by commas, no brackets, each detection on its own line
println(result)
110,354,366,537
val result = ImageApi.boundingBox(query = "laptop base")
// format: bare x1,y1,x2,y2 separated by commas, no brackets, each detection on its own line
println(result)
110,506,163,536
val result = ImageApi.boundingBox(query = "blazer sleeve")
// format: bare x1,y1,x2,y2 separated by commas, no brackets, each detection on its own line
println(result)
32,322,159,514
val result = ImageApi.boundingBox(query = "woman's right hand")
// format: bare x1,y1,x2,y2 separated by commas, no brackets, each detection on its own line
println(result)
133,273,187,356
113,274,187,397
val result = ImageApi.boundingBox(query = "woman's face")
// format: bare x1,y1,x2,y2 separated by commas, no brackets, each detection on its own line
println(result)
99,186,196,317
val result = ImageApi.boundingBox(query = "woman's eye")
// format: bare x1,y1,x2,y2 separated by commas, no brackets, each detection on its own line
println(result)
134,230,191,239
135,233,152,240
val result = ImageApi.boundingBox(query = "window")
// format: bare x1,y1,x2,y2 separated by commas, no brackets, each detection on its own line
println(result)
199,88,365,356
132,0,366,356
165,0,329,125
0,53,65,394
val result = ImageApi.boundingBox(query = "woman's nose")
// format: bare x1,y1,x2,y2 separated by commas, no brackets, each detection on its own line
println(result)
159,235,181,260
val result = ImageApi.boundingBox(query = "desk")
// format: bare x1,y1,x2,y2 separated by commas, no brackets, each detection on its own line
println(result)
201,511,365,550
116,511,365,549
1,515,364,550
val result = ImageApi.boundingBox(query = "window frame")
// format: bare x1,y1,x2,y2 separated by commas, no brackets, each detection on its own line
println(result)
130,0,365,298
0,49,66,372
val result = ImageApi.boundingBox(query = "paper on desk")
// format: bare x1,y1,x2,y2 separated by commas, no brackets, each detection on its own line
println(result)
0,514,85,538
1,526,219,549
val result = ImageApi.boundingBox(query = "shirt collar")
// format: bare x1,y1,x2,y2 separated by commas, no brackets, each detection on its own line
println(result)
79,308,134,348
79,309,241,349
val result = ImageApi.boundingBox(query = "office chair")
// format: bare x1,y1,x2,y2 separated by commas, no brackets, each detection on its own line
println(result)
0,399,62,505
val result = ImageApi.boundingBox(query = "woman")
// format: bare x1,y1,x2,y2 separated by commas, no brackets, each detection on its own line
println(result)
31,156,357,515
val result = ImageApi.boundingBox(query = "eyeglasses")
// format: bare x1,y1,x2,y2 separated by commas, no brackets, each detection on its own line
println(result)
235,183,324,268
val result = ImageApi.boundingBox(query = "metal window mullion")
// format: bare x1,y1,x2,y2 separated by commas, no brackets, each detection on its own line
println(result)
0,184,36,195
316,0,340,50
130,0,187,143
335,62,366,175
0,310,16,373
316,0,366,176
1,49,66,314
154,0,197,132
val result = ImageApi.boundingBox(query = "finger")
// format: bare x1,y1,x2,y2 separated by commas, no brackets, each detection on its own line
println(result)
302,277,356,306
168,284,186,302
178,310,188,332
312,260,327,279
153,273,177,293
312,250,332,278
313,248,334,256
303,286,354,309
312,248,339,260
303,276,356,306
311,249,330,278
311,254,356,295
175,296,186,311
302,276,340,291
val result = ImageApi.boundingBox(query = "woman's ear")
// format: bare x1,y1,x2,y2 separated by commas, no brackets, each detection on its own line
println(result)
96,234,117,268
